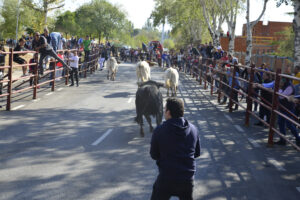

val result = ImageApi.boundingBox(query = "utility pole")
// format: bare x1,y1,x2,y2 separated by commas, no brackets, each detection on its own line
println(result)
15,0,21,44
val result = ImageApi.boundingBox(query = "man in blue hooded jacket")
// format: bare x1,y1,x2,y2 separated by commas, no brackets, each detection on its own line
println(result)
150,97,201,200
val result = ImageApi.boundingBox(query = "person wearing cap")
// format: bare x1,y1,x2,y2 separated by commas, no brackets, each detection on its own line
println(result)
32,32,71,75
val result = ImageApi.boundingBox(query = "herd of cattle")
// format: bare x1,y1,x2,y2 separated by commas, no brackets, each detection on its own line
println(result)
105,57,179,136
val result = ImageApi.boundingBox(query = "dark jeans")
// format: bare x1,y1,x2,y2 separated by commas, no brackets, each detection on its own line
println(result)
151,176,194,200
70,67,79,85
84,50,90,62
39,49,69,74
259,103,271,123
277,109,300,142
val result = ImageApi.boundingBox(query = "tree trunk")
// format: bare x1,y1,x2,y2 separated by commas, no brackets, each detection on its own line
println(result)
44,10,48,26
213,34,220,47
245,26,252,65
228,35,235,54
245,0,268,65
293,0,300,68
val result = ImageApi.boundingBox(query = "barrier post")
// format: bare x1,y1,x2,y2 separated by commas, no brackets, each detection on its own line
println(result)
245,64,255,126
204,64,208,90
65,50,69,85
268,68,281,146
33,53,38,99
199,63,203,85
217,70,222,103
229,65,237,113
210,67,214,95
52,59,56,91
6,48,13,111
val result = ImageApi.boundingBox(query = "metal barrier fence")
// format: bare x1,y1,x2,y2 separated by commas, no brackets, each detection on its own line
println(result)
0,48,100,111
185,58,300,151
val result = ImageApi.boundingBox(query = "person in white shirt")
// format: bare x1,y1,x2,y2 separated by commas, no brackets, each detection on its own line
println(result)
69,51,79,87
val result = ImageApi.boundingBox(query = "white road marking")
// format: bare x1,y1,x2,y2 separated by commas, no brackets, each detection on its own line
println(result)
248,138,261,148
234,125,245,133
267,157,286,171
33,98,41,102
12,105,24,110
296,187,300,193
46,92,53,96
57,88,63,91
127,97,132,103
92,129,113,146
224,114,233,122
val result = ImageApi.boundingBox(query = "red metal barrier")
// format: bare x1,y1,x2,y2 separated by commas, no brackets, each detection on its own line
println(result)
0,47,101,111
185,56,300,151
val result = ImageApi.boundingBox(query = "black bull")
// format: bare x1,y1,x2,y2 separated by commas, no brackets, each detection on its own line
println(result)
135,80,164,137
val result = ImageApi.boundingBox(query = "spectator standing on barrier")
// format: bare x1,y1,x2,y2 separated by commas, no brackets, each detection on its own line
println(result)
13,38,28,76
50,32,62,52
82,35,91,63
32,32,71,75
69,51,79,87
150,97,201,200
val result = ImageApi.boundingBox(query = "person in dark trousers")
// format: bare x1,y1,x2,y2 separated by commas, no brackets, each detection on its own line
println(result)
254,72,272,126
69,51,79,87
150,97,201,200
32,32,71,75
13,38,28,76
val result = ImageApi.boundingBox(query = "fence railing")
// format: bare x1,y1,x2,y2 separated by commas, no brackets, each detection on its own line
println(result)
182,58,300,151
0,47,100,111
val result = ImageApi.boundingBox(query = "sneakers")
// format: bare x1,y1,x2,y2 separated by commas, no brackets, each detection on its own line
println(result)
69,84,74,87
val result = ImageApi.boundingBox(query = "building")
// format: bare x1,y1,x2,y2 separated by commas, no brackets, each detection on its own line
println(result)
221,21,292,54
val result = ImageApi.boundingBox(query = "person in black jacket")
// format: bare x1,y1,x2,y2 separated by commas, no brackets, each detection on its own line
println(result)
150,97,201,200
254,72,273,126
13,38,28,76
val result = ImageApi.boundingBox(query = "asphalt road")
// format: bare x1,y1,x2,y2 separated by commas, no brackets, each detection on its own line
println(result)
0,62,299,200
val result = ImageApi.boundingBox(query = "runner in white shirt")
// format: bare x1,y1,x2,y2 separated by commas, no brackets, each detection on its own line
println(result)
69,51,79,87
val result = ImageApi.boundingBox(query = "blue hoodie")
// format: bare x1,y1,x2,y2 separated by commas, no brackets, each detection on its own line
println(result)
150,117,201,181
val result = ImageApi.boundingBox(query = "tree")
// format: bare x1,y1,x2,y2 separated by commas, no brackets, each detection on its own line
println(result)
199,0,226,46
152,0,209,47
75,0,126,42
271,27,294,57
276,0,300,68
55,11,77,38
22,0,65,26
245,0,268,65
214,0,244,53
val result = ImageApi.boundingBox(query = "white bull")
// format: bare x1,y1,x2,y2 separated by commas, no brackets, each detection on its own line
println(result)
165,67,179,97
106,57,118,81
136,61,151,82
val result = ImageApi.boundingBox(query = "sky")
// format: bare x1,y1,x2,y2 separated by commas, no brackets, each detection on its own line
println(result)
63,0,294,36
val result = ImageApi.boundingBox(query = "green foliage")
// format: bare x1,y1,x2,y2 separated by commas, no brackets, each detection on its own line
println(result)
163,38,175,49
74,0,126,41
152,0,210,47
271,27,294,57
55,11,77,38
